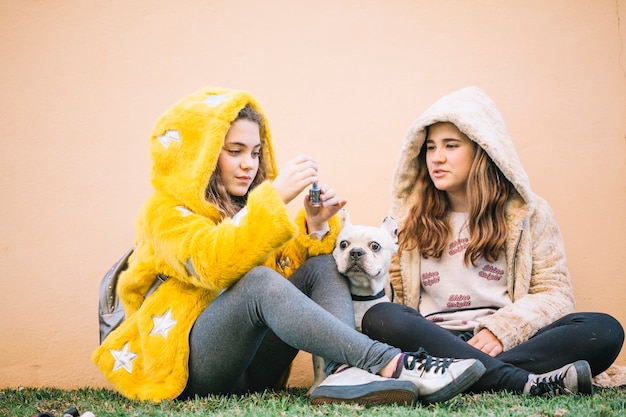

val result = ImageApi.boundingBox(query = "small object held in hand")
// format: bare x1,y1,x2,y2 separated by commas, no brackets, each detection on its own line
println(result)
309,182,321,206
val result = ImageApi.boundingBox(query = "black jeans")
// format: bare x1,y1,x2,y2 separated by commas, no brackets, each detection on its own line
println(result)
362,303,624,393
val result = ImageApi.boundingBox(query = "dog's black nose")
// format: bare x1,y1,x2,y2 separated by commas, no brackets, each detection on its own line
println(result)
350,248,365,260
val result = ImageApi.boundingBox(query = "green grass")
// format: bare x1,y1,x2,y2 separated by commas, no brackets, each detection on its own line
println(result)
1,387,625,417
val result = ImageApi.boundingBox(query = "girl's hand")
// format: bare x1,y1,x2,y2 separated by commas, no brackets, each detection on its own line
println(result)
305,184,347,233
272,155,318,204
467,328,503,357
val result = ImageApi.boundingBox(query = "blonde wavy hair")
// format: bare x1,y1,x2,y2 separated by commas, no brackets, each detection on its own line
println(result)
399,128,513,266
205,104,267,219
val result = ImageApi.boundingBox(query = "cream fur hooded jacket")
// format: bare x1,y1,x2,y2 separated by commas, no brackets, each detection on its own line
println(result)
92,87,340,401
389,86,575,352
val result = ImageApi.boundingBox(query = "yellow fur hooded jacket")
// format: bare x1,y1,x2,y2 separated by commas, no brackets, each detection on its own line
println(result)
389,86,575,352
92,87,341,401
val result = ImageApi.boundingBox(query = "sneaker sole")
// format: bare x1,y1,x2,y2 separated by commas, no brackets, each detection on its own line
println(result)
573,360,593,395
310,380,418,407
420,360,486,405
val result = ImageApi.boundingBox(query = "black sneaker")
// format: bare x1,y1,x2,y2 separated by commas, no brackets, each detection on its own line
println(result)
396,348,486,404
524,360,593,396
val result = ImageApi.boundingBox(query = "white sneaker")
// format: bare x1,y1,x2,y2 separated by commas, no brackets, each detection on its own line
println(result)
310,367,419,407
524,360,593,396
396,348,486,404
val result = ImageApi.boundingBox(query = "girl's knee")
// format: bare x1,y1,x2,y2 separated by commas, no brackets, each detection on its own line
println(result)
362,303,407,334
240,266,287,290
363,302,395,321
583,313,624,337
302,254,336,271
596,313,625,346
244,266,276,280
575,312,625,353
291,254,348,291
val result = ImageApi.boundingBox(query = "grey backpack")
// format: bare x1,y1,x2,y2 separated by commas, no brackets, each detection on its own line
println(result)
98,248,168,343
98,248,133,343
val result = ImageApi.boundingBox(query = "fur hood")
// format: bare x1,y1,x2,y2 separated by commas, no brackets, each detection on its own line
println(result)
391,86,534,221
150,87,278,217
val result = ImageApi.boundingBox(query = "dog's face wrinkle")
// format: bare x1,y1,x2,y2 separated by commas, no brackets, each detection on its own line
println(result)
346,262,366,274
345,270,376,291
344,259,384,280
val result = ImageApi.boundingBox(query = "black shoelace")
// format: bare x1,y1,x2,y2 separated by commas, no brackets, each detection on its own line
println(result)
404,348,456,374
529,374,569,396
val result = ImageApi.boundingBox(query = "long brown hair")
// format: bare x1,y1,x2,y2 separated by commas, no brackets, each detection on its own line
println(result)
205,104,267,219
399,132,513,266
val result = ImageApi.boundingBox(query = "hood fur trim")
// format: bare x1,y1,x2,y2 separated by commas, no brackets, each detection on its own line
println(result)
391,86,533,221
150,87,277,217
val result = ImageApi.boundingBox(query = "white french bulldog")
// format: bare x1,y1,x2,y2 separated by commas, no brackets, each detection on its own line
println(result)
334,209,398,331
308,209,398,395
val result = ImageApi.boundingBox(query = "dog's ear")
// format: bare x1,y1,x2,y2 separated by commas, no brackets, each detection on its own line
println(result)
337,209,351,229
381,216,399,251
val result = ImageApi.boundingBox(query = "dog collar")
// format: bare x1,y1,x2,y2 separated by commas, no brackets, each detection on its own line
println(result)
351,290,386,301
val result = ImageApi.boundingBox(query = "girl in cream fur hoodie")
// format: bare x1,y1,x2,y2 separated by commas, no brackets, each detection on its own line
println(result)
362,86,623,395
93,87,485,405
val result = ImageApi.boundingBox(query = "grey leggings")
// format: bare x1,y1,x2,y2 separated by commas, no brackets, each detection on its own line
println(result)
180,255,401,398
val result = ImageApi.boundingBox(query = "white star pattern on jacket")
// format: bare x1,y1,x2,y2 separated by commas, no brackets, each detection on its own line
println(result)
175,206,193,217
111,342,137,373
157,130,181,148
150,309,176,338
203,94,228,106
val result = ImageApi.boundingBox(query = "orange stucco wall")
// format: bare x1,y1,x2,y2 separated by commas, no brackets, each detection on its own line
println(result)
1,0,624,390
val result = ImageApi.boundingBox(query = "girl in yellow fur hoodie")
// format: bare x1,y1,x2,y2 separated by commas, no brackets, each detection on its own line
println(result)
361,86,624,396
92,87,486,405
